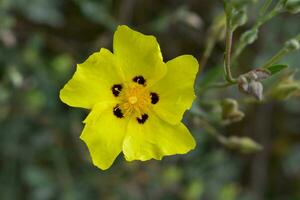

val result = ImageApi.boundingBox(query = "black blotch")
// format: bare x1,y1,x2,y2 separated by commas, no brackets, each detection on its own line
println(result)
111,84,122,97
137,114,148,124
113,105,124,118
133,76,146,85
150,92,159,104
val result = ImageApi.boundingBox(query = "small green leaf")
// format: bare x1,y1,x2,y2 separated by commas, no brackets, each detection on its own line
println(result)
266,64,288,75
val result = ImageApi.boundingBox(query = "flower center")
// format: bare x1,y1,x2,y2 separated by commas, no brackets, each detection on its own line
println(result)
128,96,138,104
111,76,160,124
119,84,151,117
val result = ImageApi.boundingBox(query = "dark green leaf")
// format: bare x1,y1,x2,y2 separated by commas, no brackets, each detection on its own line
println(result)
266,64,288,75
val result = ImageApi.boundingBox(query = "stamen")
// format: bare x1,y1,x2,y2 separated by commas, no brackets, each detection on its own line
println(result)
133,76,146,86
113,83,154,119
137,114,148,124
111,84,122,97
113,105,124,118
150,92,159,104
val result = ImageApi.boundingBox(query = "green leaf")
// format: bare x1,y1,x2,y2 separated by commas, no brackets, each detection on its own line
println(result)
266,64,288,75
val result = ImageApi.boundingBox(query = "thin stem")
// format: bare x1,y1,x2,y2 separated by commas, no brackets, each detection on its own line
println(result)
232,0,283,63
259,0,273,17
197,119,228,145
259,32,300,69
224,23,235,82
261,48,288,68
224,3,237,83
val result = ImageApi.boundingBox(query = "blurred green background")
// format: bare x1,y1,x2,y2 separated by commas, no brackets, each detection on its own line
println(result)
1,0,300,200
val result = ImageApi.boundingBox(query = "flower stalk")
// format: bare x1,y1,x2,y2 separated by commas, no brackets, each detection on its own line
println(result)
224,2,237,83
261,35,300,68
260,48,288,68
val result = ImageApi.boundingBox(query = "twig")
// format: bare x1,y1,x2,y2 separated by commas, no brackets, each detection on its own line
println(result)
224,2,237,83
260,48,288,68
197,118,227,145
232,0,283,62
261,32,300,68
259,0,274,17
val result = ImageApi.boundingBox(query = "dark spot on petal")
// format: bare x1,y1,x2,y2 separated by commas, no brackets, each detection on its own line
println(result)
133,76,146,85
113,105,124,118
111,84,122,97
150,92,159,104
137,114,148,124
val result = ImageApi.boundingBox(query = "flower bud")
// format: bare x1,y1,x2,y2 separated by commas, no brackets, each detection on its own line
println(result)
221,98,245,124
272,83,300,99
248,71,258,80
270,72,300,100
285,0,300,14
241,29,258,44
238,68,269,101
232,10,247,29
237,76,249,94
248,80,264,100
226,136,263,153
241,68,271,81
284,39,300,51
253,68,271,80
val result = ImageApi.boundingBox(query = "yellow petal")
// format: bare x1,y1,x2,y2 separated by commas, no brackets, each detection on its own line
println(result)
80,103,128,170
60,48,123,109
123,113,196,161
113,25,167,86
150,55,199,125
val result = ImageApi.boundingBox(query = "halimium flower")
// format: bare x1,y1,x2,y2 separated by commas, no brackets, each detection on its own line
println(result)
60,25,199,170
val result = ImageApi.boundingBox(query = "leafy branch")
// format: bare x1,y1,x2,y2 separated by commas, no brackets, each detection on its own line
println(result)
202,0,300,95
197,0,300,153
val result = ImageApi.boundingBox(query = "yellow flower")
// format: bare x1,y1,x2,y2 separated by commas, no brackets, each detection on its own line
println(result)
59,25,199,170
